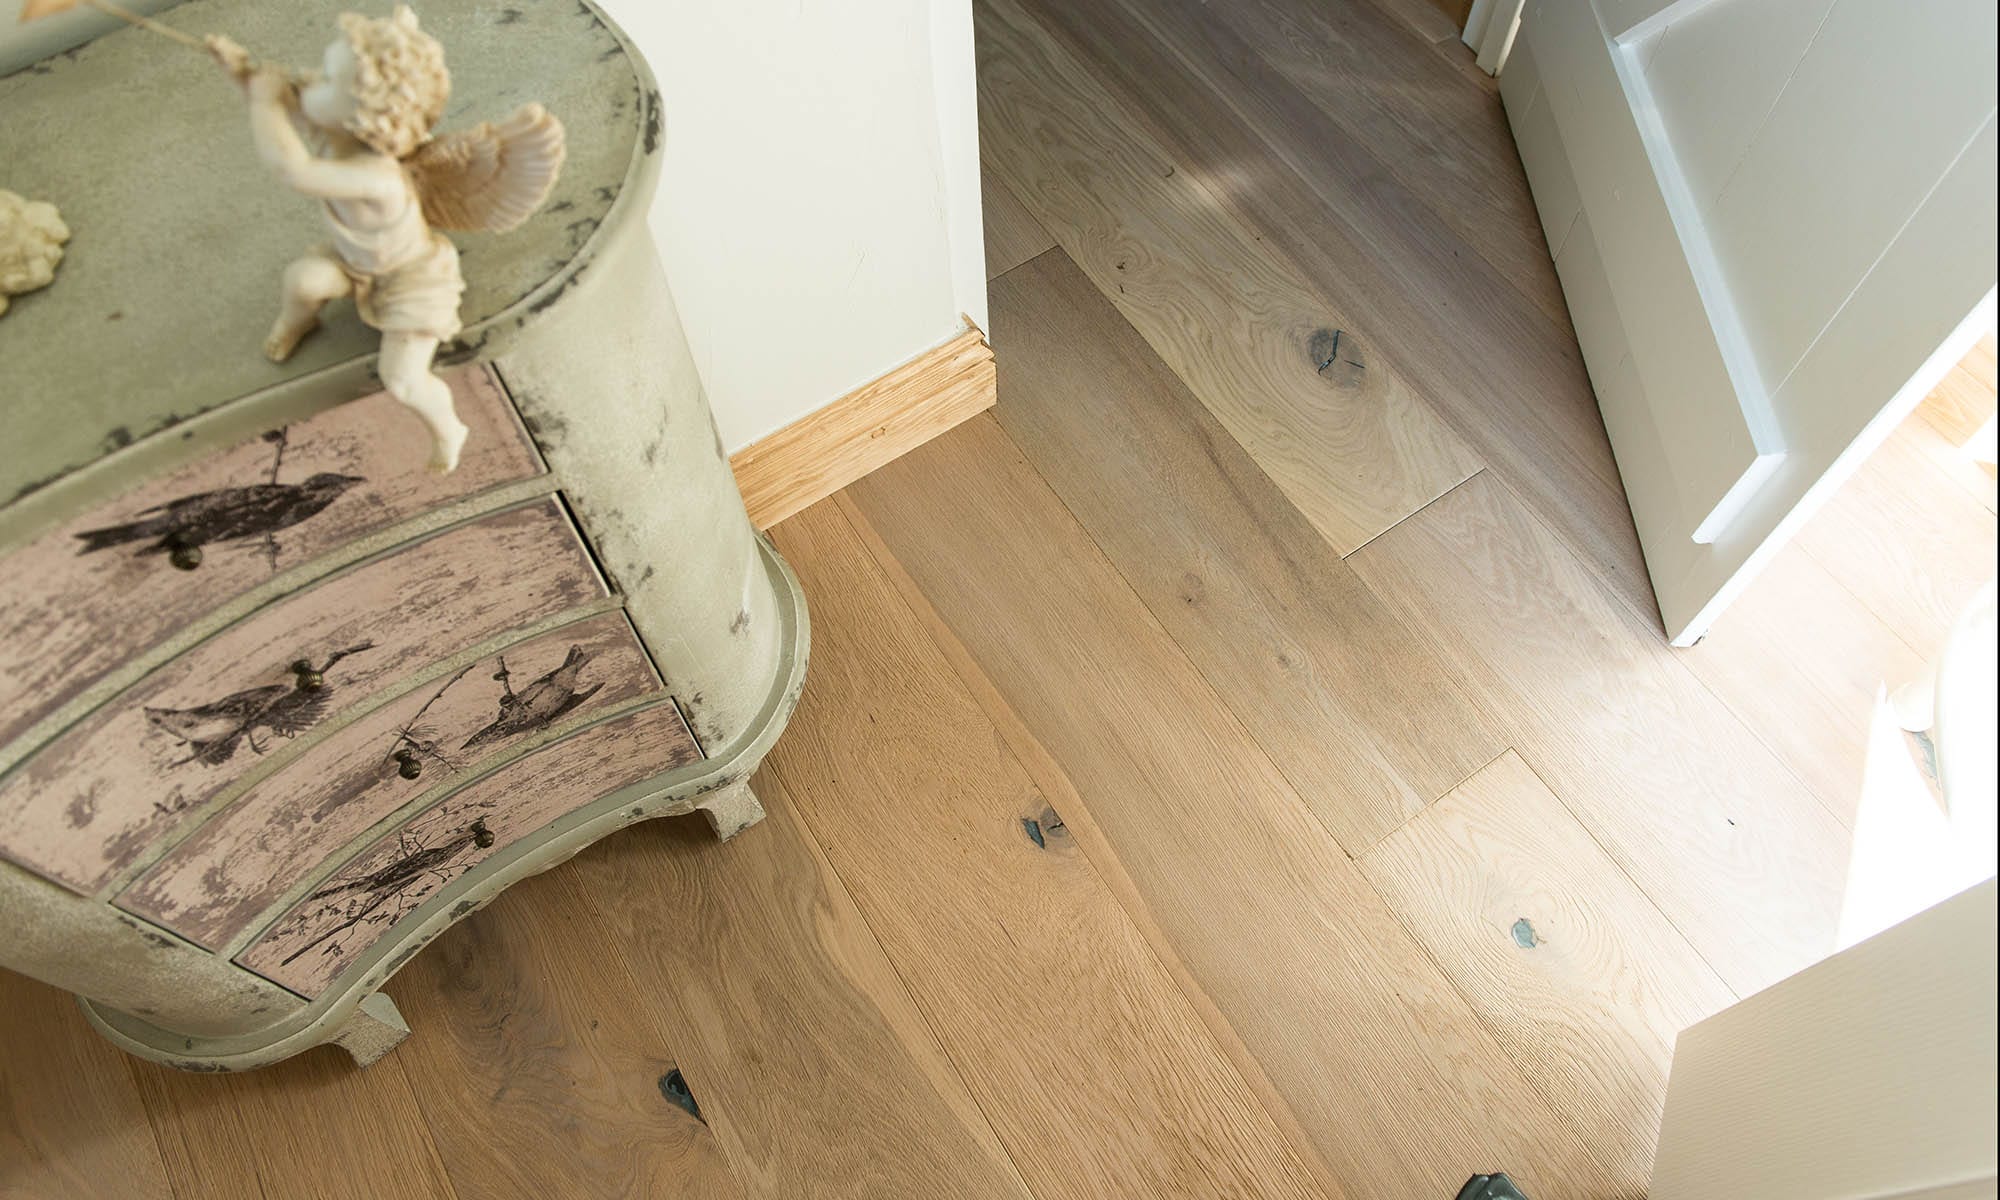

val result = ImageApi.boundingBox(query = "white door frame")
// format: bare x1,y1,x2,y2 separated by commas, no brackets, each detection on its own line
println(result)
1463,0,1528,74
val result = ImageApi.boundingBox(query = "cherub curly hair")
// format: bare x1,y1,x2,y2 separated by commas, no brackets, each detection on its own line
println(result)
336,6,449,159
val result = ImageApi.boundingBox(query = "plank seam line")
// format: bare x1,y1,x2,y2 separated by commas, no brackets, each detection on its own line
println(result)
1352,743,1516,857
1343,466,1491,560
989,242,1068,287
1504,749,1744,1005
827,487,1343,1196
1666,560,1884,834
765,517,1040,1200
1349,764,1637,1190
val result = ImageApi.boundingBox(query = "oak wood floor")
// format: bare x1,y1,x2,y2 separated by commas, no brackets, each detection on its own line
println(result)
6,1,1993,1197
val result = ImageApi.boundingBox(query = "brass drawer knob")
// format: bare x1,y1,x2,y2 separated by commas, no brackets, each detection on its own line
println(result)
290,660,325,692
393,749,422,780
165,536,202,571
471,818,495,849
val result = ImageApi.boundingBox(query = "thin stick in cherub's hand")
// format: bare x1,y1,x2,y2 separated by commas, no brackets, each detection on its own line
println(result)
205,33,253,81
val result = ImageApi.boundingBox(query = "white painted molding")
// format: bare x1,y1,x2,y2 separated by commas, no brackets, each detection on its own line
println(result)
1464,0,1527,74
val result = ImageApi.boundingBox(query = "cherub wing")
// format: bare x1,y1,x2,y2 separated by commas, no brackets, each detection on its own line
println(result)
407,103,567,234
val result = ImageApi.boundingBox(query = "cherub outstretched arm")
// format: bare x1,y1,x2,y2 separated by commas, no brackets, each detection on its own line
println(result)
239,69,404,203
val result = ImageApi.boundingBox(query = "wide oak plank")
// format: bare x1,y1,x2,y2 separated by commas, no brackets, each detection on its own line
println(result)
769,500,1327,1199
1361,750,1738,1197
1210,0,1548,312
1908,376,1997,513
975,0,1481,554
387,867,744,1200
563,778,1031,1200
1009,0,1654,623
0,969,174,1200
1349,472,1852,995
130,1038,457,1200
1795,417,1997,657
1683,543,1926,828
990,250,1505,850
980,172,1056,283
847,414,1620,1199
1042,0,1559,328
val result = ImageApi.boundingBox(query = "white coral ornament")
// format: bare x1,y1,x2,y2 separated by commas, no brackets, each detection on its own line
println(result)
0,190,70,319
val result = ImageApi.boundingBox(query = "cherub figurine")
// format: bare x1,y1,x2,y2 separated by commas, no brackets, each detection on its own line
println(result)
210,8,565,472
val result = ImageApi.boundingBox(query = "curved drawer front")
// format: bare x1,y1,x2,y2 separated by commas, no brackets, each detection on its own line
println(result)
117,612,661,950
0,366,541,751
238,702,703,997
0,499,604,895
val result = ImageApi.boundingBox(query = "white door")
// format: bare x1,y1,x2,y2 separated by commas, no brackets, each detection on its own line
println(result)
1499,0,1997,644
1650,877,1997,1198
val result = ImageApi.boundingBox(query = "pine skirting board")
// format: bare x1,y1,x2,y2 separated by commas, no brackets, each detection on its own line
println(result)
730,325,997,530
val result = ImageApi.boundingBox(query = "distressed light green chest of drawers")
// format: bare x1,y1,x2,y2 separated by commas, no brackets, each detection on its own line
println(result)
0,0,807,1071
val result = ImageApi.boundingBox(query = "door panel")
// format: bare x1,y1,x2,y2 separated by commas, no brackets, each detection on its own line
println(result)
1505,0,1998,642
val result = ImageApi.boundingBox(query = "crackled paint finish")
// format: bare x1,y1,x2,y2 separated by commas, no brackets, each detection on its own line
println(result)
0,0,808,1073
118,613,659,949
0,0,637,503
240,702,701,996
0,501,604,894
0,367,540,749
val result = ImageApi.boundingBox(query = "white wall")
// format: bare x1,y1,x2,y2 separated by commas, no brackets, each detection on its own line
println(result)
600,0,988,451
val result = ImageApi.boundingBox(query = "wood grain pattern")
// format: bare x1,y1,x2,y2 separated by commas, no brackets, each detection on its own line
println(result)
1360,750,1738,1197
389,867,744,1200
980,172,1056,282
1908,382,1997,513
767,500,1328,1199
975,0,1482,554
1363,0,1466,44
991,251,1505,850
566,775,1033,1200
1682,543,1927,827
0,500,605,895
834,485,1353,1197
1006,0,1654,622
847,415,1619,1200
1348,472,1852,996
1208,0,1552,324
0,366,541,750
1360,0,1496,88
730,328,996,531
1921,342,1998,452
1,0,1949,1186
240,702,700,996
1795,417,1999,656
1964,331,1998,392
130,1040,457,1200
1067,0,1558,327
0,968,173,1200
121,613,660,950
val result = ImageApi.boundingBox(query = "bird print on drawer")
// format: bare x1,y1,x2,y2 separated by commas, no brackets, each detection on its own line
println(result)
73,430,362,570
0,366,541,752
144,643,373,767
119,615,661,950
76,472,366,562
460,644,605,751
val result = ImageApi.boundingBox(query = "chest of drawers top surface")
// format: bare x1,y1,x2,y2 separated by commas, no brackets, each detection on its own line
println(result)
0,0,656,504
